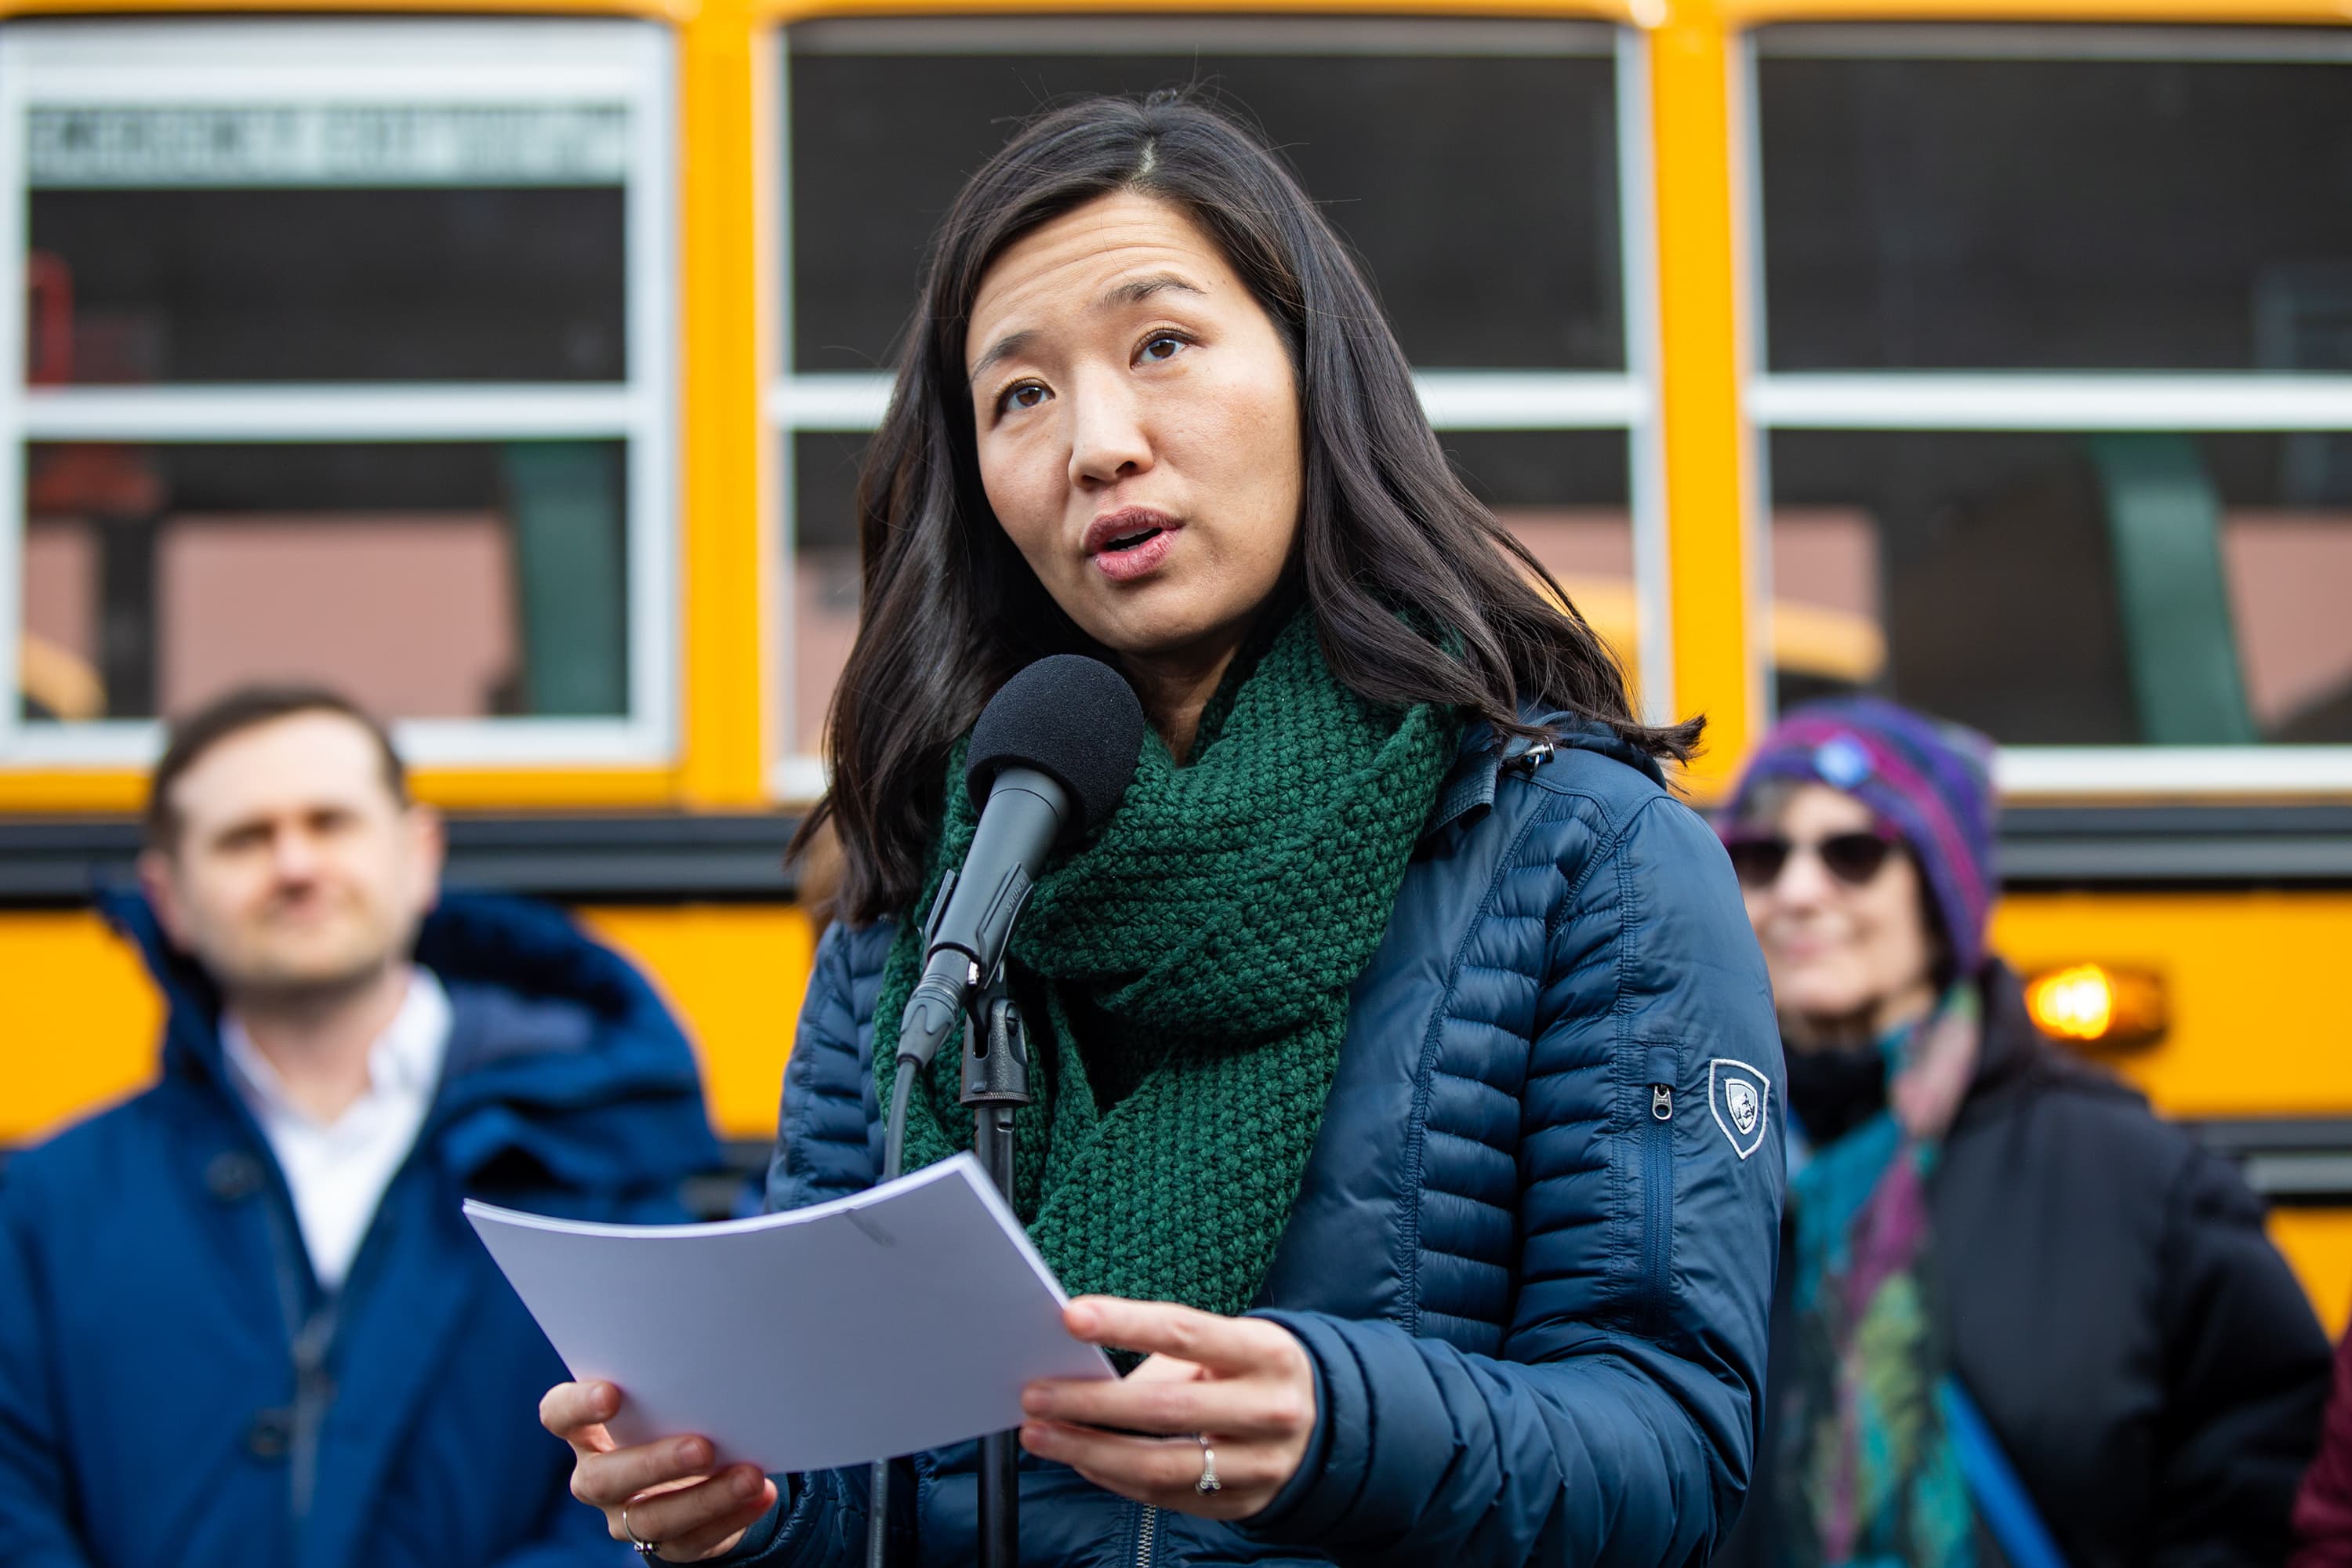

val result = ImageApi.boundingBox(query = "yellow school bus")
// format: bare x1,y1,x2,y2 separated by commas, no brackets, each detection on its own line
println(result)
2,0,2350,1322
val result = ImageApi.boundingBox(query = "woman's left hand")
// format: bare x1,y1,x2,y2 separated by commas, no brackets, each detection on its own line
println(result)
1018,1295,1316,1519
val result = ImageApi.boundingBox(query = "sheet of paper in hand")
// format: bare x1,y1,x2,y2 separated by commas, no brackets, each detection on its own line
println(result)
465,1152,1113,1473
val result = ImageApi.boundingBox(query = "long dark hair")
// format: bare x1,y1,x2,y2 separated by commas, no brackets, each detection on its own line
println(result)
799,91,1701,924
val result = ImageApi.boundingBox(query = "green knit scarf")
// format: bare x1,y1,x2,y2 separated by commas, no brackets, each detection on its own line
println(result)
870,611,1455,1321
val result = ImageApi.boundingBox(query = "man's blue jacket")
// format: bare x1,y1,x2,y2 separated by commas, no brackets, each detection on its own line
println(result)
0,890,720,1568
726,716,1788,1567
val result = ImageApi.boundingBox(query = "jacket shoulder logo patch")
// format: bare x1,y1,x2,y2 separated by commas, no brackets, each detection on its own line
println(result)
1708,1058,1772,1161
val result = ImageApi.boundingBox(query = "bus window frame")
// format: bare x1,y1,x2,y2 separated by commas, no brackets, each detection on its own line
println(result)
1737,20,2352,796
0,15,681,777
763,15,1675,803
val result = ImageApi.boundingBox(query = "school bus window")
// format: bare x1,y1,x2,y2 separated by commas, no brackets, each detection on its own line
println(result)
1762,430,2352,747
28,110,627,385
772,16,1662,793
0,19,677,768
786,17,1622,375
1443,430,1637,679
20,441,629,727
789,430,866,765
782,430,1646,768
1754,27,2352,373
1745,26,2352,788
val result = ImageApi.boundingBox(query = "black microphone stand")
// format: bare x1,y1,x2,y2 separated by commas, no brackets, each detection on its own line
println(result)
862,655,1142,1568
960,985,1031,1568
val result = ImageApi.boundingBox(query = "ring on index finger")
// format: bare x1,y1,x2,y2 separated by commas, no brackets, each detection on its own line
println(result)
1194,1433,1221,1495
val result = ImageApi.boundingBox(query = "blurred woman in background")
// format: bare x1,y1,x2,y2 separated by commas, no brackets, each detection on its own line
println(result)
1713,697,2328,1568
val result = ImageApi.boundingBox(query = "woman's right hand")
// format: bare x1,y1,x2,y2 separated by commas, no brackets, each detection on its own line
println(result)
540,1380,779,1562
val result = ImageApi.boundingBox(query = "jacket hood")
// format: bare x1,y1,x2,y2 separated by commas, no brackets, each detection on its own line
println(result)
1425,708,1666,843
97,884,717,1191
1500,706,1669,782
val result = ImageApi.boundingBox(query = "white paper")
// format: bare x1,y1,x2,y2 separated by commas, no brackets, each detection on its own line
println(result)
464,1152,1114,1474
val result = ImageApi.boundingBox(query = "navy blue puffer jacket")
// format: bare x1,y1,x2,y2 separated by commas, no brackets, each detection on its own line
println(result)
728,715,1787,1567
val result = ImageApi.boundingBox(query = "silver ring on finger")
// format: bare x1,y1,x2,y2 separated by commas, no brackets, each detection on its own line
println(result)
621,1503,663,1560
1194,1433,1221,1495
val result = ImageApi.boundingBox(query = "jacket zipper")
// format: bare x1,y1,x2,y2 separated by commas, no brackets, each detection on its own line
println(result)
1134,1502,1159,1568
1641,1045,1678,1327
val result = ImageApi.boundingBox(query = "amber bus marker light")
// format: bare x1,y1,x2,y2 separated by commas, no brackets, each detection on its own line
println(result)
2024,964,2169,1051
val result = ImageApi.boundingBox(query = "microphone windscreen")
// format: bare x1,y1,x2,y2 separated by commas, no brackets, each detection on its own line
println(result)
965,655,1147,840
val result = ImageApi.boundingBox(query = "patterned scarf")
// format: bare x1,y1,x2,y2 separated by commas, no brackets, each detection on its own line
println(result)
1781,982,1984,1568
870,610,1456,1322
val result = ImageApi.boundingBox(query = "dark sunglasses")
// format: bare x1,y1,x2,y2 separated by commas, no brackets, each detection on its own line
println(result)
1722,827,1900,891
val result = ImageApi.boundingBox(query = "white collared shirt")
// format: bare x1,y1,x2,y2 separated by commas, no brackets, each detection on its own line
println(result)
223,969,452,1293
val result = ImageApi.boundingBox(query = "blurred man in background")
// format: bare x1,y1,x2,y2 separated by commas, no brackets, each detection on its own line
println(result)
0,684,717,1568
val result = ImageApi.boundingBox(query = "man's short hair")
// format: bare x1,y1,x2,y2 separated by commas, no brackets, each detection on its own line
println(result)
145,684,409,851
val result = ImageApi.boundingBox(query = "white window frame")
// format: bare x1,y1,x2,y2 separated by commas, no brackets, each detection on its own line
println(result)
1739,22,2352,797
768,17,1671,802
0,17,679,771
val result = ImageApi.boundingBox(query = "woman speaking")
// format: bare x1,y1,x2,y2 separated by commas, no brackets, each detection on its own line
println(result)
542,92,1784,1566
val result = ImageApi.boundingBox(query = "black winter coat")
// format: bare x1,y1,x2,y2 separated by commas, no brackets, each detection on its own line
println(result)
1719,965,2331,1567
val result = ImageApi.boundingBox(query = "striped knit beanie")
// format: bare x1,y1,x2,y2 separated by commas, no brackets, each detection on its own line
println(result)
1725,697,2000,979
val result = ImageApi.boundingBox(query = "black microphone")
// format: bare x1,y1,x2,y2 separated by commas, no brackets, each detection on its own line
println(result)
893,655,1147,1073
871,656,1143,1568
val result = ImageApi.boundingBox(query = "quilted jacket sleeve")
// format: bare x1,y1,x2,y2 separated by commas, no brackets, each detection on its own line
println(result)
1245,792,1786,1567
764,920,890,1215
